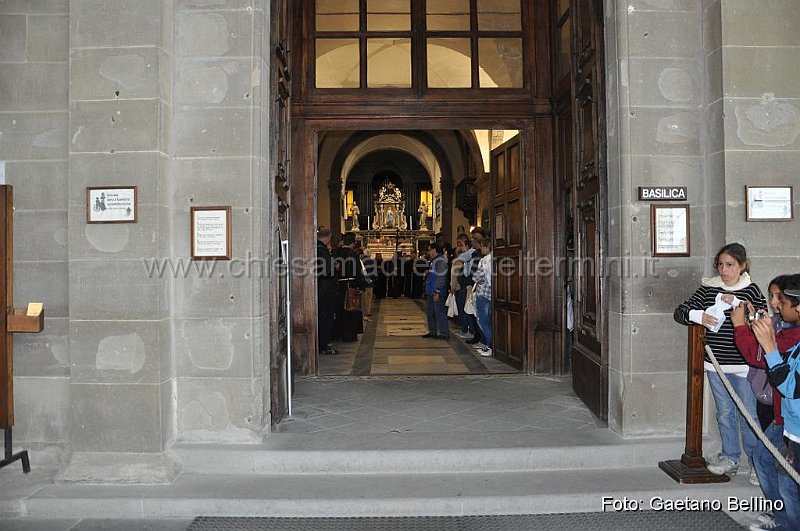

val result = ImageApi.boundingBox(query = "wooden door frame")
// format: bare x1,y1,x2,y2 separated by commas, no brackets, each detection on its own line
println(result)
290,116,560,376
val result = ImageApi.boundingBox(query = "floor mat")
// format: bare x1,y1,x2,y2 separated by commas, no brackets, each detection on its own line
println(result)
188,512,742,530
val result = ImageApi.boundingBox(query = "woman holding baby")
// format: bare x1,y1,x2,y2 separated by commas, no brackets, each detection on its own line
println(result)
674,243,768,478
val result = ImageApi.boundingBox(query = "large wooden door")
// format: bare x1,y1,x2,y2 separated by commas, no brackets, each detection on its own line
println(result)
491,136,525,370
269,0,292,425
565,0,607,419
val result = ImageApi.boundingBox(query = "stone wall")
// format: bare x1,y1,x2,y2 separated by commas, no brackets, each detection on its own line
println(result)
170,0,268,445
0,0,274,480
720,0,800,279
605,0,714,437
1,0,70,464
64,0,172,479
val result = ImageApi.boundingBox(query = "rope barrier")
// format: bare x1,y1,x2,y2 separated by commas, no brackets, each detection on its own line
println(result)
704,344,800,485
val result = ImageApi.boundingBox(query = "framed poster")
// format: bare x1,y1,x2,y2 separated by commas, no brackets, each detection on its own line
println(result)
86,186,138,224
191,206,232,260
651,204,690,257
746,186,793,221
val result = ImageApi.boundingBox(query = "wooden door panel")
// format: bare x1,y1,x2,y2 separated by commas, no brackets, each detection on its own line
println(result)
494,151,506,197
491,135,524,371
270,0,292,425
508,255,523,305
507,198,522,246
508,144,521,191
496,265,509,303
508,311,525,366
565,0,607,419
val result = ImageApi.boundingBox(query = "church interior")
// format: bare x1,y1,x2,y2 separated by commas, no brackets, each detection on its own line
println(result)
315,129,521,376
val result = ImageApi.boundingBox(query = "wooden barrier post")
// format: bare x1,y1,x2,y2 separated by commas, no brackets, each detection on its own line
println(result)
1,185,45,473
659,325,730,483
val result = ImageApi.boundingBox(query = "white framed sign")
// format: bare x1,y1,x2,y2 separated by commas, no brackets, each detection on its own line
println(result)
746,186,793,221
651,204,690,257
191,206,232,260
86,186,138,224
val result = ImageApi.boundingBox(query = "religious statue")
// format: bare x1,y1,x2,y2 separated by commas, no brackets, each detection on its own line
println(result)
418,202,427,230
385,209,395,228
350,202,360,230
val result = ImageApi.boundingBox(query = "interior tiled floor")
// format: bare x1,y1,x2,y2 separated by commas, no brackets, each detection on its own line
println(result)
320,297,519,376
275,374,607,434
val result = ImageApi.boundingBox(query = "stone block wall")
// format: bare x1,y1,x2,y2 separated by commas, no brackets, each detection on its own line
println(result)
67,0,170,461
1,0,70,463
605,0,715,436
170,0,268,444
720,0,800,280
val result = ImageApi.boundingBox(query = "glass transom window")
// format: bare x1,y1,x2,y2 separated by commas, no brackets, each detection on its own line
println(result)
313,0,524,90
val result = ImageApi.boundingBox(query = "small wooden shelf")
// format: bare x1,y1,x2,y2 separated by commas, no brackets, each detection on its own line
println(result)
7,308,44,333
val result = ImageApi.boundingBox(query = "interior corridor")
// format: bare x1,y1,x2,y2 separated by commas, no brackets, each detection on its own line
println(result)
320,297,518,376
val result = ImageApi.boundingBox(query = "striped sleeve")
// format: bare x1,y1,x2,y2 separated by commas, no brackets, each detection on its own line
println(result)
674,285,708,326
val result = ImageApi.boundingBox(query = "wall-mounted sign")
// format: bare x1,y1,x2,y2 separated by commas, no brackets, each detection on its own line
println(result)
86,186,138,223
638,186,687,201
746,185,793,221
651,204,690,257
191,206,232,260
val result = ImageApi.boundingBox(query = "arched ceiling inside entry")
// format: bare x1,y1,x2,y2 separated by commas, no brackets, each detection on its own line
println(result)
341,134,442,196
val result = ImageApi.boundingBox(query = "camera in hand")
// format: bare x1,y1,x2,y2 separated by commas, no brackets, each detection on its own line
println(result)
745,306,763,322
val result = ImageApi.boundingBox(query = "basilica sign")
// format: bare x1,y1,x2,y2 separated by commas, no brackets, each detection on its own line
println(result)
638,186,687,201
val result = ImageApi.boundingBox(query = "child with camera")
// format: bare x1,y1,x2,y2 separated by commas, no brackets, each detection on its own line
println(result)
734,274,800,530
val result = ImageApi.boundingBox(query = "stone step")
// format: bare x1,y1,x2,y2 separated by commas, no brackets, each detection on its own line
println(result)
19,469,762,519
171,431,690,476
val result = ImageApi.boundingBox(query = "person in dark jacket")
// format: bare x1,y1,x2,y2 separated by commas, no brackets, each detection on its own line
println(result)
332,232,365,342
373,252,387,299
391,251,405,298
316,227,338,355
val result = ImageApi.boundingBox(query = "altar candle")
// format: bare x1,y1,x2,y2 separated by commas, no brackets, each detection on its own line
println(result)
367,215,370,230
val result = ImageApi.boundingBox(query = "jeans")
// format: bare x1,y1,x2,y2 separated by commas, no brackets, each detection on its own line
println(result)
706,370,758,464
426,293,449,338
475,295,492,347
754,423,800,529
455,288,472,334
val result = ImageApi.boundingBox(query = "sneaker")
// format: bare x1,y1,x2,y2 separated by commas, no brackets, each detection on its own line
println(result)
457,331,475,339
472,342,487,350
749,518,781,530
756,513,774,524
707,456,738,476
749,467,760,486
478,347,492,357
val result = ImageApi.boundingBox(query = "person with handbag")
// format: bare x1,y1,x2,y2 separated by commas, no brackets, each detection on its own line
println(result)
332,232,365,342
735,274,800,530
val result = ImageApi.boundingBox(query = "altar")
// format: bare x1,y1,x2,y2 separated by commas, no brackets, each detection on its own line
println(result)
353,183,432,257
372,183,408,231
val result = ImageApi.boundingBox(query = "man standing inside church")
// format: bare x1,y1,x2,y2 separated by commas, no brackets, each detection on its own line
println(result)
316,227,338,355
421,243,450,340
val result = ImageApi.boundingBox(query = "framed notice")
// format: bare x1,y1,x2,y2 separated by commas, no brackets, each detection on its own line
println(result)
495,212,505,241
191,206,232,260
746,186,793,221
86,186,137,224
651,204,690,257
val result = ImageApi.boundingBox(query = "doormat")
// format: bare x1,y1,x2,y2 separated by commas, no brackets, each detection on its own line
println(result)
188,511,740,530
